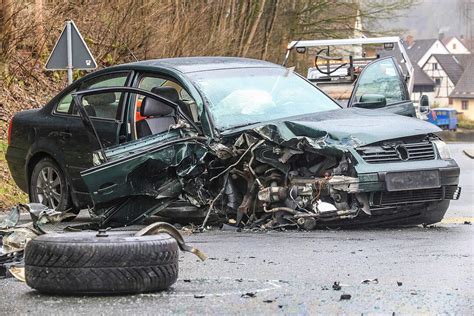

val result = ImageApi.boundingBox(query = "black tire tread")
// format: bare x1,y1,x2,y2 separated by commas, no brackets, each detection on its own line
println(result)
25,233,179,295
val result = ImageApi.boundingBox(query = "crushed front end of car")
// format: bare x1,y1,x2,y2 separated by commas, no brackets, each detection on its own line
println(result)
81,108,461,229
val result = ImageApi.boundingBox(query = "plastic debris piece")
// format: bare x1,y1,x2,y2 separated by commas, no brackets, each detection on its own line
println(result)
0,206,21,229
332,281,341,291
241,292,256,298
2,227,41,251
340,294,351,300
8,266,25,282
361,278,379,284
397,281,403,286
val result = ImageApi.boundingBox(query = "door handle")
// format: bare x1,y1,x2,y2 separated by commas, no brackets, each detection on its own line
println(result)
59,131,72,139
96,183,118,195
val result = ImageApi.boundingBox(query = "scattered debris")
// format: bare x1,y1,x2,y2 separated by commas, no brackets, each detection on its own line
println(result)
340,294,352,300
263,299,274,303
463,149,474,159
397,281,403,286
241,292,257,298
0,205,21,229
8,266,25,282
194,294,205,299
332,282,342,291
361,278,379,284
135,222,207,261
464,221,471,225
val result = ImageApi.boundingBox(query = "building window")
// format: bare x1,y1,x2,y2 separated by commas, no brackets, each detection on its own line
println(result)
462,100,469,110
433,63,438,70
449,98,453,105
453,43,457,49
435,78,441,86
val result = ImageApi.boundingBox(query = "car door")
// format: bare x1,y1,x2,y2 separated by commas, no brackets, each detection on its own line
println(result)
347,57,416,117
53,71,132,196
74,87,205,227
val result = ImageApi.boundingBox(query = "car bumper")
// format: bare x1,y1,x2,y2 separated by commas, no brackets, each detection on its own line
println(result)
6,145,28,193
351,158,460,208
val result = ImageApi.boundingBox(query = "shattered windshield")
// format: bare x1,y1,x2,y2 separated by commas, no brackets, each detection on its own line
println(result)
188,67,340,130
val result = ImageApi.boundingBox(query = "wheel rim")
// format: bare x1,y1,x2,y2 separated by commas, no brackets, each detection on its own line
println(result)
35,166,62,209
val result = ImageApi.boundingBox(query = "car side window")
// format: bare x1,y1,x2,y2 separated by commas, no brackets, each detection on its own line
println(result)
55,90,76,114
137,75,199,123
72,72,129,119
353,58,407,105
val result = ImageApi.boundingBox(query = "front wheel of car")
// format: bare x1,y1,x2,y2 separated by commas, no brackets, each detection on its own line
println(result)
30,157,73,215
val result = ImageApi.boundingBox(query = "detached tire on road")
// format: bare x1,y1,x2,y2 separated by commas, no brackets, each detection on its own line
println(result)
24,232,179,295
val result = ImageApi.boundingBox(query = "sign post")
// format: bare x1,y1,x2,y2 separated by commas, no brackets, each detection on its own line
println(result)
46,20,97,85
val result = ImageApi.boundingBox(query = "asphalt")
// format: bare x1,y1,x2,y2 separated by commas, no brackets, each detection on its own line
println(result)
0,143,473,315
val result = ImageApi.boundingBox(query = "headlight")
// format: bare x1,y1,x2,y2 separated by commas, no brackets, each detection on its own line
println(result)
433,140,451,159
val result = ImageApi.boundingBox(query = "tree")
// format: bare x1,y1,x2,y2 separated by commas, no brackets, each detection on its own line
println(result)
0,0,13,78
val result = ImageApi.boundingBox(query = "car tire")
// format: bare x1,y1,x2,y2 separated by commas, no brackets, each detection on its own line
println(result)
30,157,71,213
25,231,179,295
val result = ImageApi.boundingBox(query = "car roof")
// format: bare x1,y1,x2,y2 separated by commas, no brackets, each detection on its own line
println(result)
113,57,279,74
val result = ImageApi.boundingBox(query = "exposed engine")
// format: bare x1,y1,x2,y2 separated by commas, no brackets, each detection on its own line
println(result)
203,133,369,230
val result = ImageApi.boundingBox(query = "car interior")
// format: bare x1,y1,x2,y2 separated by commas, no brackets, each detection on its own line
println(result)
132,76,200,139
82,93,120,119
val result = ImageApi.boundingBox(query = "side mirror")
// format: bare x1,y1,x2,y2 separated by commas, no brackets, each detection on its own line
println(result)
352,94,387,109
419,95,430,114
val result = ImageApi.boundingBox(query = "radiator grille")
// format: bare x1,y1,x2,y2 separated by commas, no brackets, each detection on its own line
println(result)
359,142,436,164
371,185,460,206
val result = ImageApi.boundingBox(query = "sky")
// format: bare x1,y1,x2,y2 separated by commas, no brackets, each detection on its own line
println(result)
387,0,472,40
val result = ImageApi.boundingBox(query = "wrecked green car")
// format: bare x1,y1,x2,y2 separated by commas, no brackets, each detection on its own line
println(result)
8,57,461,229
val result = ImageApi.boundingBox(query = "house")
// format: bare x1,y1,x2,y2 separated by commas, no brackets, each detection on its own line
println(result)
442,36,472,54
422,54,471,106
412,63,436,103
449,58,474,120
404,36,450,67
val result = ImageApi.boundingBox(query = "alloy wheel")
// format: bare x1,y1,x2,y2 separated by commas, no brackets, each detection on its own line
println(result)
35,166,63,209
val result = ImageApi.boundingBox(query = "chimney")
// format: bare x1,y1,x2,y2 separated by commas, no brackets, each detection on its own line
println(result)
406,35,414,48
438,32,445,41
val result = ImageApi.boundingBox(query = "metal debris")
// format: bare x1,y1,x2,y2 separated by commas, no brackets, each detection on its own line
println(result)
135,222,207,261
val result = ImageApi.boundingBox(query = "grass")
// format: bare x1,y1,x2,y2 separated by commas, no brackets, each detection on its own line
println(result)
458,119,474,130
0,139,28,211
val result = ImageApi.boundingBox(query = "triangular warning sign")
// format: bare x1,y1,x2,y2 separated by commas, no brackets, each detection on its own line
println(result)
45,21,97,70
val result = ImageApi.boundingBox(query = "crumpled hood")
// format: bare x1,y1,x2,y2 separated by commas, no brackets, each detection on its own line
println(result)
252,107,440,149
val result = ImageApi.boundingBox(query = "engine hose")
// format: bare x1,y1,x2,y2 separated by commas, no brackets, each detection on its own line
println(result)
263,204,296,215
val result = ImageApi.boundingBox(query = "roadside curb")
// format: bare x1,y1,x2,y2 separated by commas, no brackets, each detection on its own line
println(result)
463,149,474,159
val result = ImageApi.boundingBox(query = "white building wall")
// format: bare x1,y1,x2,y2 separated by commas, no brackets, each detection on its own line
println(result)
444,37,471,54
422,55,456,107
417,40,450,67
